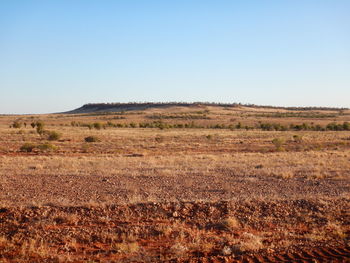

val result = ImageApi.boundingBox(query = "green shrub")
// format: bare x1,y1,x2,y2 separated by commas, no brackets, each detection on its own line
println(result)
20,143,36,152
84,136,100,142
47,131,62,141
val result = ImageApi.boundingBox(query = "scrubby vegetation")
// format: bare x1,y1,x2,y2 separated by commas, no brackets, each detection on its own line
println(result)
84,136,100,142
250,112,338,118
20,143,36,152
37,142,58,151
147,113,210,120
34,121,45,135
260,122,350,131
272,138,285,151
2,103,350,262
47,131,62,141
12,121,22,128
20,142,58,152
66,120,350,131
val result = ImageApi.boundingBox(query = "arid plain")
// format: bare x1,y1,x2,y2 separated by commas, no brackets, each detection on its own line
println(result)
0,103,349,262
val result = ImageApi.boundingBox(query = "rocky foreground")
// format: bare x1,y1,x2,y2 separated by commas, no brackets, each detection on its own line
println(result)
0,199,349,262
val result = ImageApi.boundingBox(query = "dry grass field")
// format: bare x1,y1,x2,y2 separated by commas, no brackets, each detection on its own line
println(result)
0,104,350,262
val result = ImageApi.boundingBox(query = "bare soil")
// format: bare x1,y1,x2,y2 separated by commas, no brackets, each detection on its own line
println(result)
0,105,349,262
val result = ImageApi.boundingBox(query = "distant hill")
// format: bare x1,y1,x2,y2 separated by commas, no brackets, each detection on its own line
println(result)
65,102,347,114
66,102,215,114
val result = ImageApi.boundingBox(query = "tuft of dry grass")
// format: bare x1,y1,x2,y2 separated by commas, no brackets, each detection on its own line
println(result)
114,242,139,254
223,216,241,230
239,232,264,252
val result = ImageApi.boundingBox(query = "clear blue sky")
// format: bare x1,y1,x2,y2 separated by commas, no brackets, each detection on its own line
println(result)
1,1,349,114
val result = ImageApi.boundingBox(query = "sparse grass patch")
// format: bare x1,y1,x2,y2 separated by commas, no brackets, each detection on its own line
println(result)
293,134,303,143
223,216,241,230
155,135,164,143
272,138,285,151
81,144,91,153
280,170,294,179
170,243,189,257
93,122,103,130
37,143,58,151
47,131,62,141
326,222,347,239
20,142,58,152
114,242,139,254
238,232,264,252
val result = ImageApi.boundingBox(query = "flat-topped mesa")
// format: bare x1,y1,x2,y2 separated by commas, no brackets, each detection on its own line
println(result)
66,102,239,114
65,102,348,114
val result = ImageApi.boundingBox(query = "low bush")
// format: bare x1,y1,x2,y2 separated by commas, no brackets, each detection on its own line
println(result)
20,143,36,152
12,121,22,128
272,138,285,151
129,122,137,128
293,135,303,143
47,131,62,141
206,134,213,140
84,136,100,142
35,121,45,135
37,143,58,151
93,122,102,130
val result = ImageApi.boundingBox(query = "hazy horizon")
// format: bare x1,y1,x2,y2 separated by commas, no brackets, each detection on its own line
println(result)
1,1,349,114
1,101,349,116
